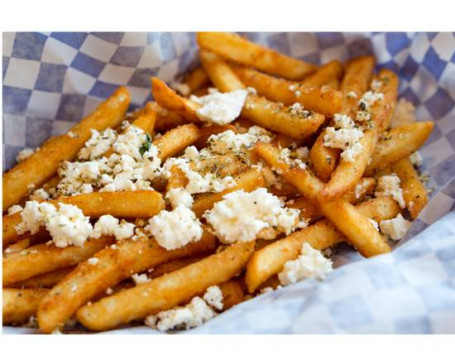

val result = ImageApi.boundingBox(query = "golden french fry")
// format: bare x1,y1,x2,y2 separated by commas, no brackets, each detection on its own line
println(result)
130,102,157,133
148,256,206,279
3,237,113,286
192,168,266,217
3,238,31,255
301,60,343,87
153,123,201,161
320,69,399,201
392,158,428,219
233,66,342,117
182,66,210,93
166,165,189,192
3,212,24,247
194,124,237,149
246,195,399,293
148,102,186,131
344,177,376,203
151,77,201,123
256,142,390,257
37,231,216,333
323,78,340,90
197,32,317,80
9,267,74,289
219,279,246,310
366,121,434,175
3,288,49,325
310,56,375,181
76,241,254,331
200,50,245,92
3,87,130,211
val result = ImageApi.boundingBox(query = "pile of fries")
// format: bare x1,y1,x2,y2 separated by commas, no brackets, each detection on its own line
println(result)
2,32,433,333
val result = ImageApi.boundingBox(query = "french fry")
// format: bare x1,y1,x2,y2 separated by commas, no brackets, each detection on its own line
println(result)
300,60,343,87
37,231,216,333
323,78,340,90
130,102,157,133
3,212,24,247
256,142,390,257
9,267,74,289
192,168,266,217
148,256,206,279
219,279,246,310
233,66,342,117
153,123,201,161
392,158,428,219
194,124,237,149
310,56,375,181
245,195,399,292
166,165,189,192
197,32,317,80
76,241,254,331
344,177,376,203
3,87,130,211
200,51,326,139
366,121,434,175
151,78,201,123
182,66,210,93
320,69,399,201
3,237,113,286
3,238,31,255
3,288,49,325
149,102,186,131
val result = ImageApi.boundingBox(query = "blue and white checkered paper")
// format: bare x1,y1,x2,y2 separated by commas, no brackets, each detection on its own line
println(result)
3,32,455,334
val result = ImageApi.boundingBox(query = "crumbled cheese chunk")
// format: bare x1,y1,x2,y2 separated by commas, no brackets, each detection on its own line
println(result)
356,88,384,122
131,273,151,286
204,188,303,244
171,81,191,96
323,113,364,162
144,286,223,331
78,129,117,160
166,187,194,208
379,213,411,241
368,218,379,231
16,201,93,247
7,204,23,215
29,188,50,201
288,102,312,118
279,147,307,169
106,287,113,295
278,242,333,286
354,179,369,199
375,174,406,208
87,257,99,265
390,98,416,128
347,91,357,98
16,148,34,162
146,205,203,250
410,151,423,168
67,131,78,138
190,88,248,125
208,127,271,154
91,215,135,241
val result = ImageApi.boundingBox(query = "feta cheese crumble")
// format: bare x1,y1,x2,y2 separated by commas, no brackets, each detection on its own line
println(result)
87,257,99,265
278,242,333,286
379,213,411,241
356,87,384,123
171,81,191,96
410,151,423,168
16,201,93,248
146,204,203,250
131,273,151,285
16,148,35,162
375,174,406,208
91,215,136,241
204,188,304,244
190,88,248,125
166,187,194,208
7,204,23,215
144,286,223,331
323,113,364,162
208,127,272,154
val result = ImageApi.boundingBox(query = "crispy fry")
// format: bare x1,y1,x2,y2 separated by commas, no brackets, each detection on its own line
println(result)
149,102,186,131
301,60,343,87
153,123,201,161
192,168,266,217
344,177,376,203
309,133,339,182
3,212,24,247
3,288,49,325
219,279,246,310
194,124,237,149
3,237,113,286
130,102,157,133
166,165,189,192
366,121,434,175
320,69,399,201
233,66,342,117
3,238,31,255
37,231,216,333
9,267,74,289
197,32,316,80
246,195,398,292
151,78,201,123
3,87,130,211
182,66,210,93
76,241,254,331
323,78,340,90
200,50,245,92
256,142,390,257
392,158,428,219
148,256,206,279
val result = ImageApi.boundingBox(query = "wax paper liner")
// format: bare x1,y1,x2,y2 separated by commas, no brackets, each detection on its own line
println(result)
3,32,455,334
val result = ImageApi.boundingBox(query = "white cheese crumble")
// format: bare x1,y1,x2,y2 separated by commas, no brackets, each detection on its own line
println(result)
278,242,333,286
78,128,117,160
16,148,35,162
29,188,50,201
190,88,249,125
91,215,136,241
379,213,411,241
16,201,93,248
131,273,151,286
67,131,78,138
170,81,191,96
375,174,406,208
144,286,223,331
7,204,23,215
410,151,423,168
279,147,307,169
146,204,203,250
208,127,272,154
203,188,304,244
356,88,384,122
166,187,194,208
368,218,380,231
87,257,99,265
347,90,358,98
323,113,364,162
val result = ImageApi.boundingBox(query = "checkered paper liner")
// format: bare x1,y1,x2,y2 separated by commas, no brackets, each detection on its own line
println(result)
2,32,455,334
